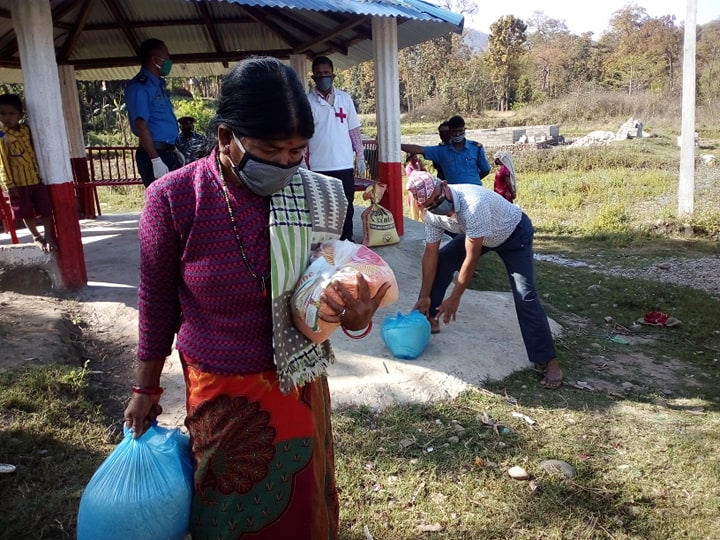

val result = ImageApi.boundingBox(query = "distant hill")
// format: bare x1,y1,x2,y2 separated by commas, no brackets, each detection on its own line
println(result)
463,28,488,52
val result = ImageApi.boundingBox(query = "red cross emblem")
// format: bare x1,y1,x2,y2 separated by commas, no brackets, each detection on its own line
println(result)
335,107,347,123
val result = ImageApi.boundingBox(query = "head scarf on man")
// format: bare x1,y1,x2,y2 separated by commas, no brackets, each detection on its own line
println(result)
406,171,441,206
493,151,517,193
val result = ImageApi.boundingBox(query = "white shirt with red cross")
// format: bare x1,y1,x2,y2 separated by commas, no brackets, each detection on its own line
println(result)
306,87,361,171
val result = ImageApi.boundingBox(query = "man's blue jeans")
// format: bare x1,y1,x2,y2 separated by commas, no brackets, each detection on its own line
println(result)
429,213,556,365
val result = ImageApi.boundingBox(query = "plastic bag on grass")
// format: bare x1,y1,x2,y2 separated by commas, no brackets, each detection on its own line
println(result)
291,239,399,343
381,310,431,360
77,423,193,540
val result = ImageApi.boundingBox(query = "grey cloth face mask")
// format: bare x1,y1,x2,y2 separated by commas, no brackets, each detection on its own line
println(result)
231,134,301,196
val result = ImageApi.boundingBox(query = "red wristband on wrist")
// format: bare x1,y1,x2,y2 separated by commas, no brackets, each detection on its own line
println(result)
342,320,373,339
131,385,164,396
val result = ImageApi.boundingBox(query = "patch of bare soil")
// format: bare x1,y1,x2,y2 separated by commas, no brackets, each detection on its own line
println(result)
0,268,81,371
553,309,713,399
0,267,135,423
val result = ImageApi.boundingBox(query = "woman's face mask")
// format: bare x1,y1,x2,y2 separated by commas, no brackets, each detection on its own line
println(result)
231,134,302,197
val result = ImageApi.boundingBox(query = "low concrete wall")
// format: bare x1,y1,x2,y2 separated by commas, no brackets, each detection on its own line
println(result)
0,244,61,289
401,124,561,149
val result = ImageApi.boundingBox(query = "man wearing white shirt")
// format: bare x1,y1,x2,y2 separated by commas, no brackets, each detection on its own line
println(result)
406,172,563,390
305,56,366,241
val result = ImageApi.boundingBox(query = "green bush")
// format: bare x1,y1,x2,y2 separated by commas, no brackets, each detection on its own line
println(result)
172,97,216,135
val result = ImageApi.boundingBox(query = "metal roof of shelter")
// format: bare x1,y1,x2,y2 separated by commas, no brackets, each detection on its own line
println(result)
0,0,464,82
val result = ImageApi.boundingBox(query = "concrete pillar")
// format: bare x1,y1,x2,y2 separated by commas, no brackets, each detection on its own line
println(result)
678,0,696,216
372,17,403,235
290,54,310,90
59,65,95,219
11,0,87,288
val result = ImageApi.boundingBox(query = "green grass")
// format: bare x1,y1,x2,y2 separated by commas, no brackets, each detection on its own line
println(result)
95,185,145,214
0,364,120,538
5,119,720,538
335,390,720,539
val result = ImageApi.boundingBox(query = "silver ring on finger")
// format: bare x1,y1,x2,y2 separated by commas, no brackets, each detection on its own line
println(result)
340,308,347,318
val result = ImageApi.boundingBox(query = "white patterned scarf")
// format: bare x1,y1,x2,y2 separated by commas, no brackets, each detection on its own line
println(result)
268,168,348,394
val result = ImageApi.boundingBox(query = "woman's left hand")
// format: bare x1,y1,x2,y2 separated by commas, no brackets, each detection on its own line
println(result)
320,272,391,331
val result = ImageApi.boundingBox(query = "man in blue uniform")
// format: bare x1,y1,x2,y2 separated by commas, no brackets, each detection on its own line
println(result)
125,38,183,187
175,116,206,163
402,115,490,186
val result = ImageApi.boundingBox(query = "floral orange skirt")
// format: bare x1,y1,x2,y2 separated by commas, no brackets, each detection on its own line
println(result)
182,362,339,539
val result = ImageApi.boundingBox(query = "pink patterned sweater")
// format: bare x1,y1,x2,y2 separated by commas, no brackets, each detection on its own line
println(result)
137,150,275,374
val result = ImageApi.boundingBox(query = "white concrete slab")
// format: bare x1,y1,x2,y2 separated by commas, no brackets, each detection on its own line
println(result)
1,208,561,427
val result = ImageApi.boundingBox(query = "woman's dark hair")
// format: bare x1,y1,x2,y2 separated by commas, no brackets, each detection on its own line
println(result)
204,57,314,153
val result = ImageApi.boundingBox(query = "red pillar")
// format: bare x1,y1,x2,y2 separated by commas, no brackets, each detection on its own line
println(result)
379,160,403,236
48,182,87,289
71,156,96,219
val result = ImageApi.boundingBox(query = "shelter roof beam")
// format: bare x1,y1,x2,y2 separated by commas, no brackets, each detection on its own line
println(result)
57,0,97,63
241,5,304,49
103,0,140,56
193,0,228,68
295,15,366,54
67,49,295,69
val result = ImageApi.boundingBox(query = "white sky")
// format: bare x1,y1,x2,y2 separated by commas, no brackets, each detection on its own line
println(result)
465,0,718,36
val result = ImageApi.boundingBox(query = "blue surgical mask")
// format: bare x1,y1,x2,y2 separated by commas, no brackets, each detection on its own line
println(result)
426,188,454,216
451,131,465,144
314,76,333,92
231,134,301,196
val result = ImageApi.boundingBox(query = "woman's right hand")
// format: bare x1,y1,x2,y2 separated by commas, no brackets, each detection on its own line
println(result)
123,394,163,439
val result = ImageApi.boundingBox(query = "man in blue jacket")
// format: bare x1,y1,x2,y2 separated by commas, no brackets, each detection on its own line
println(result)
402,115,490,186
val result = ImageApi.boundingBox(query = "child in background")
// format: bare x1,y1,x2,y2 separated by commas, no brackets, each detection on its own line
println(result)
493,150,517,203
405,153,428,221
404,152,426,177
0,94,56,252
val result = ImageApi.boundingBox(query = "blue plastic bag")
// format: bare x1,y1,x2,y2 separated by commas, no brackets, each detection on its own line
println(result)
77,423,193,540
381,310,431,360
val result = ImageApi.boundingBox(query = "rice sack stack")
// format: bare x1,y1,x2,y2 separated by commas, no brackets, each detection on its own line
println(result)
291,239,399,343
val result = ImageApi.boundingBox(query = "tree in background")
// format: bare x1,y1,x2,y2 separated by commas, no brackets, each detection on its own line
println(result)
697,20,720,101
336,62,375,114
598,6,681,94
524,12,597,101
485,15,527,111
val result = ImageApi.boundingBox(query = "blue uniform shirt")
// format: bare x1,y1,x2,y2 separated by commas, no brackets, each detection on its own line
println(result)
422,139,490,186
125,68,178,144
175,132,207,162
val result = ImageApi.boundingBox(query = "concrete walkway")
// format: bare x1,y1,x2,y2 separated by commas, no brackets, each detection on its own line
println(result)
1,208,560,428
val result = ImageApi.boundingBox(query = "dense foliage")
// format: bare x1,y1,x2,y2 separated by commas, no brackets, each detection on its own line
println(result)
380,6,719,116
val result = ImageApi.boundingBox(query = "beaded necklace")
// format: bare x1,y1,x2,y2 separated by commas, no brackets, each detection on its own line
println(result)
217,159,269,296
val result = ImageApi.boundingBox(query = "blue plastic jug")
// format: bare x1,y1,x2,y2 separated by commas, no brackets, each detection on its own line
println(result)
381,310,431,360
